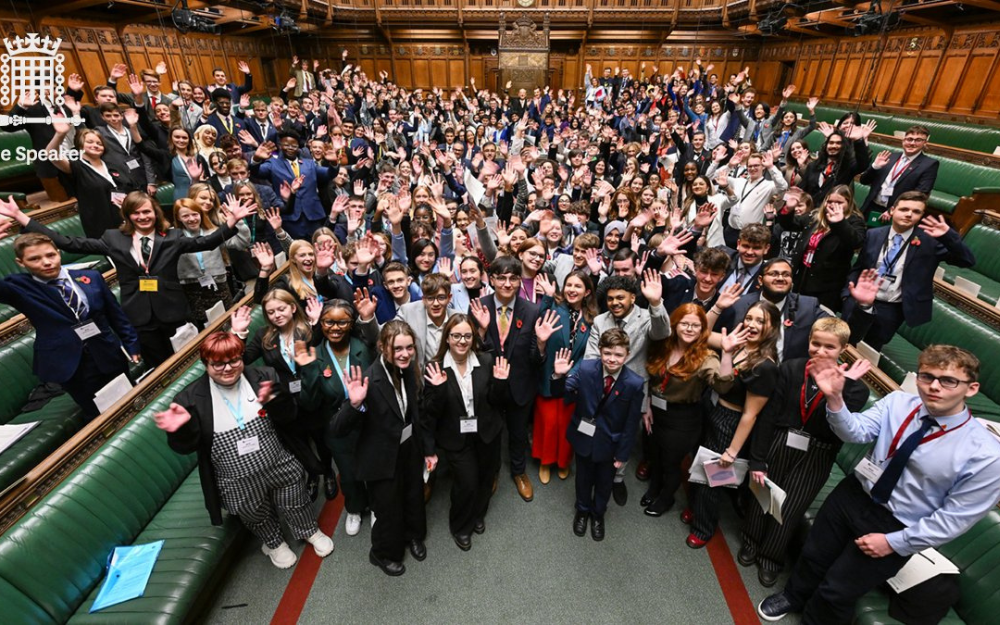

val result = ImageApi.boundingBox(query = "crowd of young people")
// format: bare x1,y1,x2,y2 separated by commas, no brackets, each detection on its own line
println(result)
2,51,999,623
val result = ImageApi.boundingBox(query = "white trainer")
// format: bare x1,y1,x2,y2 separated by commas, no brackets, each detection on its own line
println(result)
345,513,362,536
261,542,297,569
307,530,334,557
371,511,377,528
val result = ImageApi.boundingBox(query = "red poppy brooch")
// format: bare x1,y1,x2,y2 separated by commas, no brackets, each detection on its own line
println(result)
516,319,523,329
75,276,91,285
579,323,588,333
910,238,921,247
323,367,333,378
784,319,794,327
257,409,267,418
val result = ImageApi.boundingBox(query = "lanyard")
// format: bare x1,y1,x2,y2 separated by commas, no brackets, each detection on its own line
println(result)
658,372,672,395
221,380,247,430
889,157,909,184
880,231,913,277
302,276,323,302
326,342,350,392
220,115,233,134
739,177,765,204
184,229,206,272
886,404,971,458
280,334,297,374
799,361,825,426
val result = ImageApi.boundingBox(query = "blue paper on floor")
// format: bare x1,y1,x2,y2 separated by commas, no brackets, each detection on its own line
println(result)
90,540,165,612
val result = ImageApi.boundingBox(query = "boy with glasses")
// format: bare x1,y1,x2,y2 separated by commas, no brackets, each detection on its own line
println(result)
859,125,938,224
396,273,453,368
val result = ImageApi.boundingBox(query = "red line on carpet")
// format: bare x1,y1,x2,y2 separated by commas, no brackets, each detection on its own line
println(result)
706,531,761,625
270,495,344,625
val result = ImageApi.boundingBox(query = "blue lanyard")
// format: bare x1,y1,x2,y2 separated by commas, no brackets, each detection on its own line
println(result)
221,381,246,430
185,229,206,272
302,277,324,303
280,335,296,374
325,342,349,392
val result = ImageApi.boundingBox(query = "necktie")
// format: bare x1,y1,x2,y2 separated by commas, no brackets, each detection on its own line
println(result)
879,234,904,277
141,236,152,259
290,161,301,178
151,95,157,108
870,416,935,505
51,277,87,318
221,115,233,134
823,161,834,177
734,266,746,287
260,122,267,137
498,305,509,342
603,375,614,396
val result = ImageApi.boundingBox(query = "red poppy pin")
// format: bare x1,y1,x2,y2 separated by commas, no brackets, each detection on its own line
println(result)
580,323,588,333
323,367,333,378
257,409,267,418
516,319,523,329
75,275,91,285
733,368,740,377
784,319,794,327
910,238,921,247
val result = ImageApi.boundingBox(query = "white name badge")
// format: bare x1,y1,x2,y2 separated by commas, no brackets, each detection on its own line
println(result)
459,418,478,434
578,419,596,437
288,380,302,394
73,321,102,340
651,395,668,411
237,436,260,456
197,275,215,288
786,430,810,452
400,423,413,444
855,456,884,483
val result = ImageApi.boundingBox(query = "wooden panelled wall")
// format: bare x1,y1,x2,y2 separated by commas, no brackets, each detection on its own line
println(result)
0,16,286,104
757,24,1000,122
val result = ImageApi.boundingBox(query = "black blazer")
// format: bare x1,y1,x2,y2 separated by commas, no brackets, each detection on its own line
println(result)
721,248,763,296
26,219,236,326
858,152,939,216
477,293,541,407
843,225,975,326
775,210,865,295
419,352,509,452
329,359,423,482
718,291,829,362
165,367,297,525
801,138,871,206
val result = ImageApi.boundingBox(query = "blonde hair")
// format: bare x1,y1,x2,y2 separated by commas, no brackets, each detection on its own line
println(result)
261,289,312,350
287,240,317,301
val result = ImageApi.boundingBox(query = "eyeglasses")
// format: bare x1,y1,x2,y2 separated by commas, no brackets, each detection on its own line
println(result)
916,372,972,390
677,322,703,330
493,275,520,285
321,318,351,328
449,333,474,342
208,358,243,371
524,251,546,260
902,137,927,143
764,271,793,279
425,295,450,304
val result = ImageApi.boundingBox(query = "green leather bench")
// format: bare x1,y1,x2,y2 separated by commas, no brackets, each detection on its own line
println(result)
940,224,1000,305
0,309,265,623
155,183,176,210
0,131,35,181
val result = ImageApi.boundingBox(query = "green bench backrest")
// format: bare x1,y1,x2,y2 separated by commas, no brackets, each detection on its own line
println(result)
0,215,92,278
938,509,1000,625
155,183,176,210
0,332,40,425
963,225,1000,284
0,309,264,623
0,131,34,179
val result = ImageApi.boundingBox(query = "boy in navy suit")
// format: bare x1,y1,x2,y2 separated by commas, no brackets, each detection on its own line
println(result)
0,231,141,419
552,328,644,541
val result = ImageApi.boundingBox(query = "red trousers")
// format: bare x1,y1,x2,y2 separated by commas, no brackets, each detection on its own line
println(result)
531,396,574,469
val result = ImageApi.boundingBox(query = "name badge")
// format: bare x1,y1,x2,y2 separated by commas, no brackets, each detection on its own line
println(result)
400,423,413,444
883,274,897,284
126,158,141,170
578,418,596,437
197,275,215,288
855,455,884,483
786,430,810,452
651,395,668,411
237,436,260,456
73,320,101,340
288,380,302,394
460,417,478,434
139,277,159,292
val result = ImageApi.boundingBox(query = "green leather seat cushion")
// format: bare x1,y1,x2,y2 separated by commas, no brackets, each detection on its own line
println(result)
0,131,34,179
941,266,1000,306
941,224,1000,305
0,395,84,493
854,592,963,625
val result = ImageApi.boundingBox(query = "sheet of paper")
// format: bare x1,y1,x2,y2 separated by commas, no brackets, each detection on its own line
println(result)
953,276,982,298
704,459,739,488
886,548,959,594
688,446,749,488
205,300,227,324
934,267,946,282
0,422,40,456
90,540,164,612
169,322,200,353
901,371,919,395
274,252,287,269
749,478,771,514
765,477,787,525
463,168,486,207
856,341,881,367
93,373,134,414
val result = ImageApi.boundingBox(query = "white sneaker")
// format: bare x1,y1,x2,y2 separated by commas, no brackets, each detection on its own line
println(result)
307,530,334,557
261,542,297,569
345,513,362,536
370,511,377,528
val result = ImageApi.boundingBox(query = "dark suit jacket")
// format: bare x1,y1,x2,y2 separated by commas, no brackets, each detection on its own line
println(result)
26,219,236,327
722,248,763,296
165,367,297,525
251,156,331,226
775,210,866,295
205,112,246,144
477,294,541,407
843,225,975,327
329,359,423,482
552,359,644,463
244,118,279,146
96,125,155,191
717,291,830,362
420,352,508,452
859,152,939,216
0,269,139,383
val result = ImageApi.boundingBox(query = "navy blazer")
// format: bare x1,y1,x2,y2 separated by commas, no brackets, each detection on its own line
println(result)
844,225,975,326
717,291,829,362
243,117,279,147
552,359,644,463
204,112,246,145
0,269,139,384
858,153,939,216
251,156,330,226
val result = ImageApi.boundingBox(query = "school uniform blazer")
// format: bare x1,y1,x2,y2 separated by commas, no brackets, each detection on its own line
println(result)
251,156,330,225
775,210,866,292
858,152,939,216
395,300,453,368
0,269,140,383
717,291,829,362
204,112,246,144
551,359,645,463
299,337,375,422
244,118,279,147
477,293,542,407
420,352,508,452
329,360,423,482
844,225,975,327
96,125,156,191
536,297,591,398
25,219,238,327
165,367,297,525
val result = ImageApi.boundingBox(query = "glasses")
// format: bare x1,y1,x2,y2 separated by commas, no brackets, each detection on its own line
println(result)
916,372,971,389
449,333,474,342
903,137,927,143
524,251,546,260
425,295,450,304
493,275,520,285
764,271,793,279
321,318,351,328
677,322,703,330
208,358,242,371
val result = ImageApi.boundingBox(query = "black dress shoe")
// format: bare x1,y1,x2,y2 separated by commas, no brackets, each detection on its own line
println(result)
612,481,628,506
573,511,589,537
590,515,605,541
737,544,757,567
644,496,672,517
640,491,655,507
453,533,472,551
758,567,779,588
306,475,319,502
408,539,427,561
473,519,485,535
324,474,339,500
369,550,405,576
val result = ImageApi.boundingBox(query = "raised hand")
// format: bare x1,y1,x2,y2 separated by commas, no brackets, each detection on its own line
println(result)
534,309,564,343
437,256,454,281
127,73,144,97
67,72,85,91
469,298,490,331
806,96,820,111
553,348,574,377
264,207,283,232
844,358,873,381
344,365,369,408
329,194,349,220
873,150,892,169
919,214,950,238
491,356,510,381
720,323,751,353
251,241,275,271
810,357,847,399
825,200,844,223
238,60,251,75
315,238,336,272
424,362,448,386
640,268,663,306
230,305,253,335
715,282,744,311
817,121,835,138
781,84,796,99
353,287,378,320
535,273,557,298
109,63,128,81
154,403,192,433
293,340,317,367
305,297,322,325
693,203,718,231
848,268,883,308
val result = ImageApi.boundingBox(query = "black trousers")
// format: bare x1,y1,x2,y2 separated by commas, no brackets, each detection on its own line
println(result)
574,452,616,518
646,402,702,509
62,346,129,420
690,404,742,541
136,319,186,369
784,475,909,625
327,430,368,515
860,301,906,352
503,401,533,476
444,435,502,536
366,438,427,563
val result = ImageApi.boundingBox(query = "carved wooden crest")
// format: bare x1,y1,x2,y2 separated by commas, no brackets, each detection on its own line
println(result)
499,13,549,51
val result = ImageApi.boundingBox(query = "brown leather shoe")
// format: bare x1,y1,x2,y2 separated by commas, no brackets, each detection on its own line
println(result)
513,473,534,502
492,474,498,494
635,460,651,481
539,464,551,485
423,482,432,504
557,466,570,480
